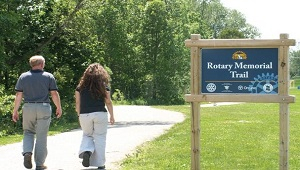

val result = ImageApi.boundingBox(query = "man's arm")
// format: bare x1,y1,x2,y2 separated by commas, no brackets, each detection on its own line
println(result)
12,92,23,122
50,90,62,118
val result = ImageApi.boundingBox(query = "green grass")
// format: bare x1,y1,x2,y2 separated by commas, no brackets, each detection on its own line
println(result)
121,88,300,170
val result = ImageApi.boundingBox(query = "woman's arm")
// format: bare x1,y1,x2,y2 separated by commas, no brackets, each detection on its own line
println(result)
75,91,80,116
105,91,115,125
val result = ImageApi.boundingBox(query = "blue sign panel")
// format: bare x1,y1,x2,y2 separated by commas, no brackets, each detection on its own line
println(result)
201,48,278,94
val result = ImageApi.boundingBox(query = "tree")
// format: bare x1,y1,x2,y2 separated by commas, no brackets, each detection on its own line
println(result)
290,49,300,78
198,0,260,39
92,0,146,100
222,9,260,38
140,0,203,104
0,1,27,90
219,29,245,39
139,0,168,103
0,0,261,105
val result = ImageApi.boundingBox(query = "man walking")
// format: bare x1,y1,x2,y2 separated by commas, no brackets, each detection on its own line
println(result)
12,55,62,170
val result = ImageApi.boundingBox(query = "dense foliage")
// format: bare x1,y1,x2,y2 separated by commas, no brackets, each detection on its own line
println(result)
0,0,260,136
290,49,300,78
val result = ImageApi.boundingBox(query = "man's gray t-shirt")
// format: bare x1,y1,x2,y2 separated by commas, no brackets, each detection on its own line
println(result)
15,69,58,102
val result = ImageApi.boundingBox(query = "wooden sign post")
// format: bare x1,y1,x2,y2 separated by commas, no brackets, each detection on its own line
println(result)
185,34,296,170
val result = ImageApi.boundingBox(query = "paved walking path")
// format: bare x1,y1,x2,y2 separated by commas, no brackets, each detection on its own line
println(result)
0,103,241,170
0,105,185,170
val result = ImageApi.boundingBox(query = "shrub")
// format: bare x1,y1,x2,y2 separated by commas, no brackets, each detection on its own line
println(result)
0,94,22,136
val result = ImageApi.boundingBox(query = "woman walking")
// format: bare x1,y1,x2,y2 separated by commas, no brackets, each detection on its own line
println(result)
75,63,115,169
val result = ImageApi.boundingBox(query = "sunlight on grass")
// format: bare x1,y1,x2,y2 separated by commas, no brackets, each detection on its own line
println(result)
121,88,300,170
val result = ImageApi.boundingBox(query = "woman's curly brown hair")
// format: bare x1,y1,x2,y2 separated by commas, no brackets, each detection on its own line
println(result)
77,63,110,99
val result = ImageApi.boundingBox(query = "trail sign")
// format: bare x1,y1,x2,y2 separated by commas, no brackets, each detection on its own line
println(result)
201,48,278,94
185,34,296,170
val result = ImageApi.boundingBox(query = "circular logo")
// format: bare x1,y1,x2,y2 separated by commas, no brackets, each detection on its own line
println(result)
249,73,278,94
263,83,273,93
232,51,247,60
206,83,216,92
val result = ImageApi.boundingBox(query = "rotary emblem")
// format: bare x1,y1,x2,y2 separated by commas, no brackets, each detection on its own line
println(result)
206,83,217,92
248,73,278,94
232,51,247,60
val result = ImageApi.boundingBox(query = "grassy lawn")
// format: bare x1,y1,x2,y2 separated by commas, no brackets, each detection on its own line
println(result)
121,88,300,170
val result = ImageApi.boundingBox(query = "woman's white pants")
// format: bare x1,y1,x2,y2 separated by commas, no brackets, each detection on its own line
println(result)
78,112,108,167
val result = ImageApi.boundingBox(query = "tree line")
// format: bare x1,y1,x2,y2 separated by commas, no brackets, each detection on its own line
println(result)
0,0,261,135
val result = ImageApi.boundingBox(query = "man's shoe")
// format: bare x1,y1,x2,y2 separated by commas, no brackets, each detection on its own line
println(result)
23,152,32,169
82,151,91,167
36,165,47,170
98,165,105,169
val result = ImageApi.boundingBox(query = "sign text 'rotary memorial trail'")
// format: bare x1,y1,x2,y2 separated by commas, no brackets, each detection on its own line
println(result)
201,48,278,94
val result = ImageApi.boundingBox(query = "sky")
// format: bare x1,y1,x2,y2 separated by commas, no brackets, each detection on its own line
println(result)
220,0,300,47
